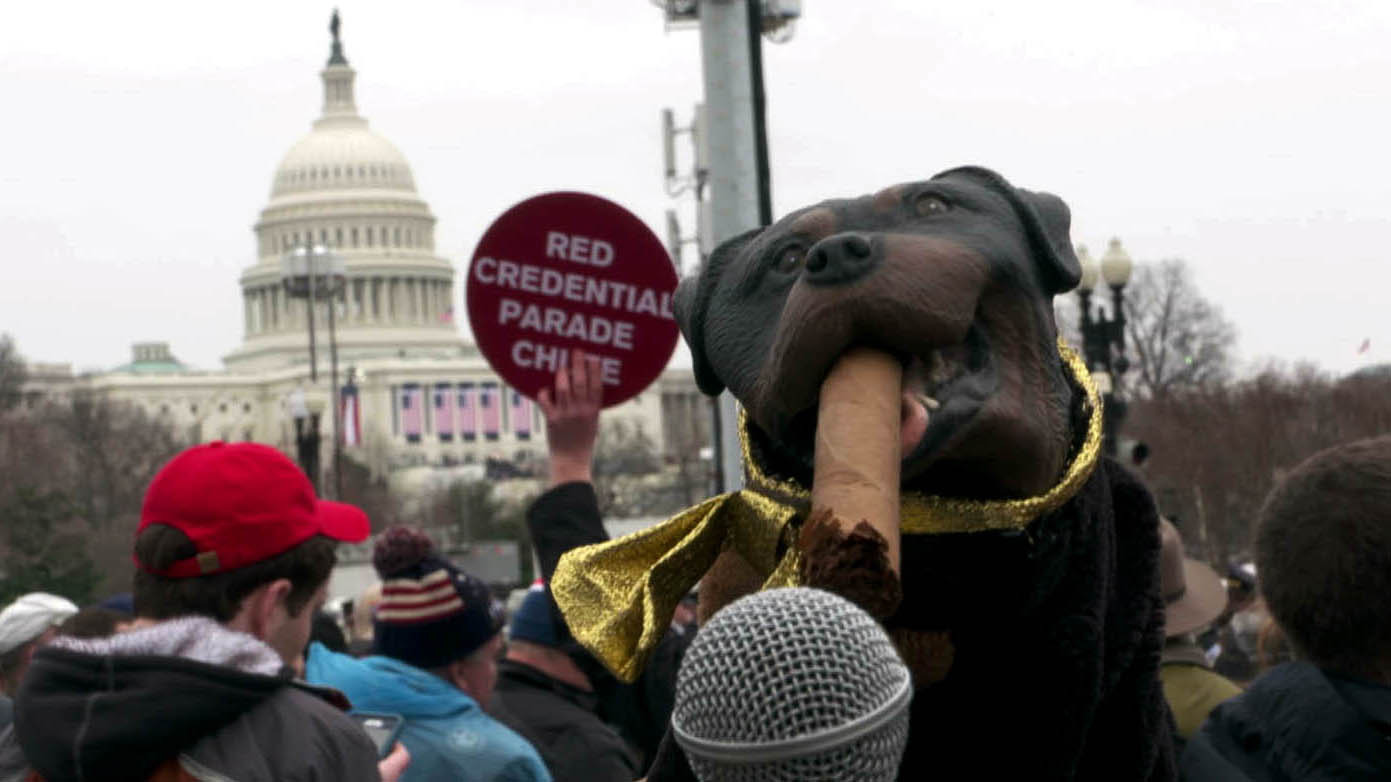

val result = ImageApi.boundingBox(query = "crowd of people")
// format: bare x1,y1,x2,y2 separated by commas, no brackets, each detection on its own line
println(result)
0,349,1388,780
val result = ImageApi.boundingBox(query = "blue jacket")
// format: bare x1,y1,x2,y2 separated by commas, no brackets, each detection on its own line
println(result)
1182,661,1391,781
306,643,551,782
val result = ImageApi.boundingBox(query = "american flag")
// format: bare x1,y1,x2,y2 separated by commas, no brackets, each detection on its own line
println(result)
434,384,454,441
510,389,532,440
458,383,476,441
480,383,500,440
401,385,423,442
340,383,362,447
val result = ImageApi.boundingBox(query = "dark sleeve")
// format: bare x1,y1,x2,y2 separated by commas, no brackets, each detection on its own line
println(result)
1179,704,1255,782
1097,460,1179,781
527,481,607,584
641,630,693,753
645,727,698,782
182,688,382,782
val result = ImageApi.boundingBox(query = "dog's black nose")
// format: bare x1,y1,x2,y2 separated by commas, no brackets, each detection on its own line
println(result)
804,233,877,285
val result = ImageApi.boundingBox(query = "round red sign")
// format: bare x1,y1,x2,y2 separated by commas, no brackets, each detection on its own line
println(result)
465,192,680,408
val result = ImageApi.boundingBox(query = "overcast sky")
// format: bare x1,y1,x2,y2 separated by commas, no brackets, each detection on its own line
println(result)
3,1,1388,376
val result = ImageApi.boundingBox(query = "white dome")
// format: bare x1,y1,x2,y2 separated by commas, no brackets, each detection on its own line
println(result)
271,124,417,197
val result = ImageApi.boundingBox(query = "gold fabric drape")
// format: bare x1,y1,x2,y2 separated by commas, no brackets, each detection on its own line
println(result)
552,340,1102,682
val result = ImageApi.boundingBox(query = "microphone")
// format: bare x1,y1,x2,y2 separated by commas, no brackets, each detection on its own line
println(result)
671,587,912,781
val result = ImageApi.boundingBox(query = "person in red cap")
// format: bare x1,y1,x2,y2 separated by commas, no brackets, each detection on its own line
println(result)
12,442,409,782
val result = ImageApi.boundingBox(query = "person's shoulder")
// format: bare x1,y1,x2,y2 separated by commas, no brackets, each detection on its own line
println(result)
184,684,380,781
477,712,552,777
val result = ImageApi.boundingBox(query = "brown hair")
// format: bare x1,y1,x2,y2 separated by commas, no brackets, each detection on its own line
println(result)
133,525,337,623
1255,435,1391,678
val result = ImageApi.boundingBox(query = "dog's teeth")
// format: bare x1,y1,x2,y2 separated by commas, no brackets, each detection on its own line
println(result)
920,394,941,410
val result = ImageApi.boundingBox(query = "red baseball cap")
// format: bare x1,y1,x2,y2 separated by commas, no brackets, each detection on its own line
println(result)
136,442,370,578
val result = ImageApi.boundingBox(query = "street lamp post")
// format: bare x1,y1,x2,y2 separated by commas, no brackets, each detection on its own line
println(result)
1074,238,1134,456
282,244,346,498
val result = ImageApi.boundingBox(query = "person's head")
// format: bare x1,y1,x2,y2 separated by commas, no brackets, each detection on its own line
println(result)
348,582,383,643
674,592,699,628
505,582,591,691
0,593,78,694
132,442,370,665
1256,435,1391,681
371,526,506,706
1158,517,1227,639
55,607,133,640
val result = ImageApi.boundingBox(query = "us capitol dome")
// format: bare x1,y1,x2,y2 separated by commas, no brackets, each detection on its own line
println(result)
225,23,464,370
20,15,701,510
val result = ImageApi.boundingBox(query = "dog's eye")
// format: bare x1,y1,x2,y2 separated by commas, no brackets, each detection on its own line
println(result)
913,193,951,217
774,246,805,273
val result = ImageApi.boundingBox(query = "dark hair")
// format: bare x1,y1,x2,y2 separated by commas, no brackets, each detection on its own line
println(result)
309,610,349,654
0,643,31,693
133,525,337,623
1255,436,1391,677
56,607,131,640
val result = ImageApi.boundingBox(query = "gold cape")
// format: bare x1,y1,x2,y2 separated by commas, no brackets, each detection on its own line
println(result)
552,340,1103,682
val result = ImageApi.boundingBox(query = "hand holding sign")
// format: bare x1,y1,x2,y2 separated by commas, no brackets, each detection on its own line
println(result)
539,350,604,487
466,192,680,408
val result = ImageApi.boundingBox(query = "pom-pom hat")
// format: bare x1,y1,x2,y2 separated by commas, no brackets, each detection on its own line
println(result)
136,442,370,578
372,526,505,669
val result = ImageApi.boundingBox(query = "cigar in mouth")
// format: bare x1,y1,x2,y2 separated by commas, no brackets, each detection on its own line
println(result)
799,347,904,619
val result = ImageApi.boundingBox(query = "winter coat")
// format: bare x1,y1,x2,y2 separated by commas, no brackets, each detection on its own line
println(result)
305,642,550,782
14,617,379,782
1160,639,1242,741
491,659,640,782
1182,661,1391,780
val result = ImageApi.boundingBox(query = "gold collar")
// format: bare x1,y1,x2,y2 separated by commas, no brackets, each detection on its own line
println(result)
552,340,1102,681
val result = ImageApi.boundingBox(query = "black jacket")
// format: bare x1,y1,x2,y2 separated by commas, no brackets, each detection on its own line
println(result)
1182,661,1391,780
527,481,692,771
492,659,639,782
15,617,379,782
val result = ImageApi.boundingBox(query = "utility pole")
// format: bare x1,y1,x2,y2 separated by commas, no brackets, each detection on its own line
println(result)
701,1,759,493
658,0,798,492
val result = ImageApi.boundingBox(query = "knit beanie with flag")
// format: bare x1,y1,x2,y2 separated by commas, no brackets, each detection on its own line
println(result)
371,526,504,669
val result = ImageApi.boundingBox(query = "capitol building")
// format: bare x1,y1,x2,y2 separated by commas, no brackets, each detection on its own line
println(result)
24,24,706,491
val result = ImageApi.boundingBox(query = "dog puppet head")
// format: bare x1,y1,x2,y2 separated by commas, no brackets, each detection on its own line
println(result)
674,166,1083,500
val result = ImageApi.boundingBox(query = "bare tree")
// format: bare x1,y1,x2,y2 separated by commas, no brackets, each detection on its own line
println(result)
1129,365,1391,566
0,333,27,411
0,392,187,598
1123,260,1237,398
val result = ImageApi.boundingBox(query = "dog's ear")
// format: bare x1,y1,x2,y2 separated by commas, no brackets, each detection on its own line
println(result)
933,166,1081,294
674,228,762,396
1013,187,1081,294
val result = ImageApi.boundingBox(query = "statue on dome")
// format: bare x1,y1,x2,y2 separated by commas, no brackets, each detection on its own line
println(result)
328,10,347,65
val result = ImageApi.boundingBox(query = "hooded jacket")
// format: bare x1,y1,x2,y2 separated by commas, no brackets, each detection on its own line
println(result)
1182,661,1391,780
305,643,550,782
15,617,379,782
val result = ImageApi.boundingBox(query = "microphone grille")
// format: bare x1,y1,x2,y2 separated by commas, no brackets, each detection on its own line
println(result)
672,587,911,781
